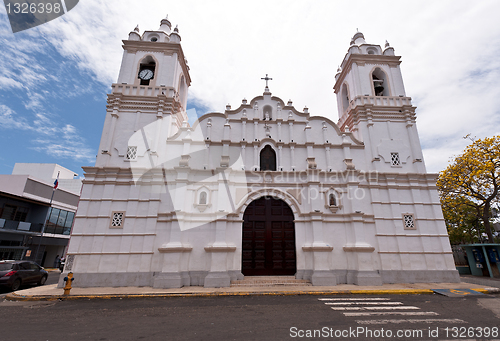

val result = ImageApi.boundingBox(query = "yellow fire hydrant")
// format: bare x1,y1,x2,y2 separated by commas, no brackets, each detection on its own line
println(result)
63,272,74,296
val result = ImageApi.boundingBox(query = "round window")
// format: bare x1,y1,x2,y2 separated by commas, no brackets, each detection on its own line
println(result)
151,37,158,42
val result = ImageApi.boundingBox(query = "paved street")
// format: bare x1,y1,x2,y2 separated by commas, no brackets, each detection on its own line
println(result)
1,293,499,340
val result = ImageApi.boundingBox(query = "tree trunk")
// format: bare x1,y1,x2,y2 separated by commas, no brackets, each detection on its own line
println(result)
482,204,495,243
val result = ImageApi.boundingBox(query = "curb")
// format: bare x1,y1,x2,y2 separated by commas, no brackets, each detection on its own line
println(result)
5,287,498,301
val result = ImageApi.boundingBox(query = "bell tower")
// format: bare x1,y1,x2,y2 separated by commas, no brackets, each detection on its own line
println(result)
333,32,425,173
96,16,191,168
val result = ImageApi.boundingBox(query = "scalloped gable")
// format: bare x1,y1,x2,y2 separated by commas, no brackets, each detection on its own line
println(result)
188,92,362,146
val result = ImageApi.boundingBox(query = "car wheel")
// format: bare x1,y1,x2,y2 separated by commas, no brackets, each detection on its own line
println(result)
11,279,21,291
38,275,47,286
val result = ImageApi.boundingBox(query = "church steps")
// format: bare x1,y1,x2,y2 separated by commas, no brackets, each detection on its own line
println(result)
230,276,312,287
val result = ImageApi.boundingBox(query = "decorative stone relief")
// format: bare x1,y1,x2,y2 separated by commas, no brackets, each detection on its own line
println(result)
307,157,317,169
179,155,190,167
344,158,355,170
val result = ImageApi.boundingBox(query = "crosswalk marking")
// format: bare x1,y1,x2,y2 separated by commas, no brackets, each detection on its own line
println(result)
319,296,450,325
357,318,466,325
344,311,439,317
330,306,420,311
325,301,403,305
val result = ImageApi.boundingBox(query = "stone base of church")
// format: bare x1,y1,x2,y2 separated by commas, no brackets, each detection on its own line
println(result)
58,270,245,288
380,270,460,284
296,269,460,286
310,270,337,286
153,272,183,288
57,272,156,288
58,269,459,288
347,271,383,286
203,271,231,288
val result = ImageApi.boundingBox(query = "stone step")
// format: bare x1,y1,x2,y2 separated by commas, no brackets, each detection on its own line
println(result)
230,276,312,287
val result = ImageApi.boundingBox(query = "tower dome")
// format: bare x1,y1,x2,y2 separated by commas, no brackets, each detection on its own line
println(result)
159,15,172,33
351,31,366,45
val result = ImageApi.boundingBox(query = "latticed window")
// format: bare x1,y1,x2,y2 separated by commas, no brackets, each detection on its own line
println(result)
111,212,124,228
403,214,415,230
391,152,400,166
126,146,137,160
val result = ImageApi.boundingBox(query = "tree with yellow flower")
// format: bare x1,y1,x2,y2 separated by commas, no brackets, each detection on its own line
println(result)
437,136,500,243
440,195,484,244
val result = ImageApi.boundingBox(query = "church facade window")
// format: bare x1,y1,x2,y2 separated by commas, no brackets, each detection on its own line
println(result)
126,146,137,160
391,152,400,166
260,145,276,171
403,214,416,230
110,212,125,228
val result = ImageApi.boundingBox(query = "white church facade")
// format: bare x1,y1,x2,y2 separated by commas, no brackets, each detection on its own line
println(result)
63,17,459,287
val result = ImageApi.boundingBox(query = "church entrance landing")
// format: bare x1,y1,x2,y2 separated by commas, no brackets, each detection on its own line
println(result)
242,196,296,276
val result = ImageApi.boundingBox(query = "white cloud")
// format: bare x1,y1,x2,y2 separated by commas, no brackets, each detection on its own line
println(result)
0,104,31,129
24,92,46,111
32,139,95,162
0,104,95,163
0,15,50,91
0,76,23,89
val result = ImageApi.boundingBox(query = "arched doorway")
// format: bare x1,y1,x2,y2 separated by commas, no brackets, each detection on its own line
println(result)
242,196,296,276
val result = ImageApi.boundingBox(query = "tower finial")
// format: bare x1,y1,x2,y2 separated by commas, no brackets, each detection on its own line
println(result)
134,25,139,33
159,15,172,32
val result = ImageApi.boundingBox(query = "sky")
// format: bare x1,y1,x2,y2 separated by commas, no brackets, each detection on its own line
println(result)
0,0,499,178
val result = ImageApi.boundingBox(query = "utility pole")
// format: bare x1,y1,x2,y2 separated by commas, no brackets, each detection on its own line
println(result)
33,171,59,265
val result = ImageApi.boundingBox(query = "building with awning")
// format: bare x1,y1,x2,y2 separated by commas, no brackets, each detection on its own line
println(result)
0,163,81,267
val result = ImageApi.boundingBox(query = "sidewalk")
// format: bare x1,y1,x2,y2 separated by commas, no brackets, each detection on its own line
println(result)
6,278,499,301
459,274,500,288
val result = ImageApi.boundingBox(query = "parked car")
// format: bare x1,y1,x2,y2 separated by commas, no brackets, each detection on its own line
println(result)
0,260,48,291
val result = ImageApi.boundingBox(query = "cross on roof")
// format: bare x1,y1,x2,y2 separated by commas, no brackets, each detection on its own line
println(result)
261,74,272,87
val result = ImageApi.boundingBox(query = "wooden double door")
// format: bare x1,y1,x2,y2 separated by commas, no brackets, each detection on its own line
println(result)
242,196,296,276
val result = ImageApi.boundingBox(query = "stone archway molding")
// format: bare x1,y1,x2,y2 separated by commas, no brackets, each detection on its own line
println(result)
236,188,302,221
